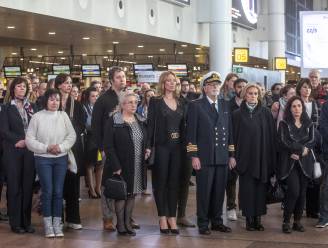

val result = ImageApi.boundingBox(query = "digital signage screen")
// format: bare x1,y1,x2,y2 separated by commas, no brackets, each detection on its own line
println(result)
4,66,22,78
133,64,154,75
53,65,71,75
167,64,188,77
232,0,258,30
82,64,101,77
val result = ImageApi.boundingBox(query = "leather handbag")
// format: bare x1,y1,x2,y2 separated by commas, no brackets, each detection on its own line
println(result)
266,176,286,204
104,174,127,200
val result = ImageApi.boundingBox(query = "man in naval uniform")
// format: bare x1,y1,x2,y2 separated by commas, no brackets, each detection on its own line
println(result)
186,71,236,235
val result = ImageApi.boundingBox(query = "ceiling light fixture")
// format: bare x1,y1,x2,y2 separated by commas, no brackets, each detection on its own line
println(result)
148,55,153,58
37,55,43,58
48,32,56,35
178,51,184,55
196,47,201,50
58,51,63,54
7,26,15,29
30,48,37,51
181,44,188,47
159,49,165,52
82,37,90,40
60,57,66,60
107,50,113,53
82,54,87,56
138,45,144,48
112,41,119,44
129,52,134,56
11,52,17,55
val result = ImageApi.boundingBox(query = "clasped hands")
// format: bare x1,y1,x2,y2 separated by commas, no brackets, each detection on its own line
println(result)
47,144,61,155
290,147,309,160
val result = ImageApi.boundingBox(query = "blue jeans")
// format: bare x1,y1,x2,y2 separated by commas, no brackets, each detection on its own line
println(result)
35,155,68,217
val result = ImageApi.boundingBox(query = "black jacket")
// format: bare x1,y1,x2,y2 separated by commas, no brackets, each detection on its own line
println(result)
0,102,37,148
320,101,328,154
102,112,147,194
277,119,316,180
146,96,186,148
92,89,119,150
232,102,276,183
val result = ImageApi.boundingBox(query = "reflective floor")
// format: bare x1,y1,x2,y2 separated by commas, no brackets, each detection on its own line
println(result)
1,176,328,248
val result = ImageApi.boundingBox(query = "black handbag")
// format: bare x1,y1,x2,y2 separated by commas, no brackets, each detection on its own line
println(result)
104,174,127,200
266,176,286,204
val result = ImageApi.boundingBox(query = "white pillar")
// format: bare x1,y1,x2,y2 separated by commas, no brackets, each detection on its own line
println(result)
209,0,232,79
268,0,286,82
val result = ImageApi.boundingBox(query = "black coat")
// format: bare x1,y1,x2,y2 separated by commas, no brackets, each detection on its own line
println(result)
92,89,119,150
320,101,328,154
232,101,276,183
65,97,87,175
277,119,316,180
102,112,147,194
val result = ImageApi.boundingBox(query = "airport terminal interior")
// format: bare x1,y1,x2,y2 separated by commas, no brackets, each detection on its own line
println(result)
1,0,328,247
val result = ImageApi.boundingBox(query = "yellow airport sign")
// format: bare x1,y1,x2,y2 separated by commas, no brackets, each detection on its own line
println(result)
275,57,287,70
234,48,249,63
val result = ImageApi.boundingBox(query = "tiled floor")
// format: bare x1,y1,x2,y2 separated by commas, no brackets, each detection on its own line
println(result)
0,177,328,248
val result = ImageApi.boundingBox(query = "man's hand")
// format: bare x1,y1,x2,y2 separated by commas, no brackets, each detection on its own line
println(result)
291,154,300,160
114,169,122,175
15,140,26,148
192,157,201,170
302,147,309,157
145,149,151,160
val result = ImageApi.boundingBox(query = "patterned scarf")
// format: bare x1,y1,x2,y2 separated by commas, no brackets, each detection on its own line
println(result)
245,102,257,113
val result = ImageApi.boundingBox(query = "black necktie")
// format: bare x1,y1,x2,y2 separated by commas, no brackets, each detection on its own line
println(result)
212,103,217,112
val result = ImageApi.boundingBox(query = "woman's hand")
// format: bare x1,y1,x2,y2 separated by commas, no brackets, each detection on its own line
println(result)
47,144,61,155
291,154,300,160
114,169,122,175
192,157,201,170
15,140,26,148
302,147,309,157
145,149,151,160
228,157,237,170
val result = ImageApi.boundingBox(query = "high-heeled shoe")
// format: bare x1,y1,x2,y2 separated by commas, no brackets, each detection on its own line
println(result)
167,221,180,235
95,191,102,199
159,221,169,234
88,190,98,199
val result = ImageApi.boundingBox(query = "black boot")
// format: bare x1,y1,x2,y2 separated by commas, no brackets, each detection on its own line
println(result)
124,197,136,236
293,213,305,232
115,200,127,235
246,217,255,231
282,212,292,234
254,216,264,231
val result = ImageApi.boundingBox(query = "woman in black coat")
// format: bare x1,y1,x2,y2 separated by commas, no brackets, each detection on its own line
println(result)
277,96,316,233
55,73,86,229
0,77,37,233
103,92,147,236
232,83,276,231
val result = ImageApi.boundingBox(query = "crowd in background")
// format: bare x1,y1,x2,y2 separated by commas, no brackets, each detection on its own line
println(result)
0,67,328,238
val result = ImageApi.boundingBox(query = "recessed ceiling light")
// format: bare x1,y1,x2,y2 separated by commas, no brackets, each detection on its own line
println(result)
20,58,24,61
159,49,165,52
194,54,200,57
178,51,184,55
82,54,87,56
48,32,56,35
112,41,119,44
11,52,17,55
37,54,43,58
60,57,66,60
103,56,108,59
138,45,144,48
196,47,201,50
148,55,153,58
181,44,188,47
7,26,15,29
58,51,63,54
129,52,134,56
30,48,37,51
107,50,113,53
82,37,90,40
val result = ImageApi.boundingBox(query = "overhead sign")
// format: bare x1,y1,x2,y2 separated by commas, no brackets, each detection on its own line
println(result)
137,71,163,83
167,64,188,77
53,65,71,75
133,64,154,75
4,66,22,78
232,0,258,29
274,57,287,70
82,64,101,77
234,48,249,63
301,11,328,77
233,66,244,73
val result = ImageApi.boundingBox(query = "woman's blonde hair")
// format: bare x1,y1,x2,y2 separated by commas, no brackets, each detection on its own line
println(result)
240,83,263,102
157,71,180,99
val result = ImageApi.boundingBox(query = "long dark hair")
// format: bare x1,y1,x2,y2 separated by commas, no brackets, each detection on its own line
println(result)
296,78,312,98
81,86,98,105
283,96,310,124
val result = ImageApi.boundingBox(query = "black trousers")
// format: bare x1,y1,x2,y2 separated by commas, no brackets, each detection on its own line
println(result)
177,149,193,218
239,171,267,217
306,180,320,216
284,164,309,218
196,165,227,229
226,169,238,210
152,144,181,217
63,171,81,224
4,147,35,228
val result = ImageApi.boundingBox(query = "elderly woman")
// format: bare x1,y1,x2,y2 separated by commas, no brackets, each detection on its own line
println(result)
26,89,76,238
103,92,147,236
232,83,276,231
0,77,37,234
277,96,315,233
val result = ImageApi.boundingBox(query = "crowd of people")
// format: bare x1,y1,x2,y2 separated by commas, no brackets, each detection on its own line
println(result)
0,66,328,238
